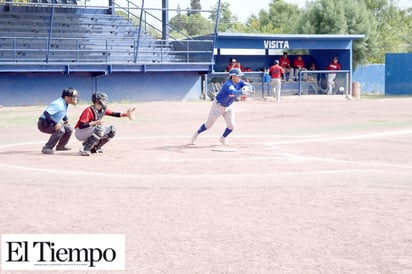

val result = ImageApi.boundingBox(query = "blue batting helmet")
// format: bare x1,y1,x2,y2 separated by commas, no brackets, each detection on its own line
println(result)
229,68,244,77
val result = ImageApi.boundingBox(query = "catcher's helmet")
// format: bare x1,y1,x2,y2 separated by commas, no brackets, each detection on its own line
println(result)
229,68,244,77
92,92,108,108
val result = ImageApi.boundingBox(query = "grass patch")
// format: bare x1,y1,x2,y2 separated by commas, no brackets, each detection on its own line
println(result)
360,94,412,100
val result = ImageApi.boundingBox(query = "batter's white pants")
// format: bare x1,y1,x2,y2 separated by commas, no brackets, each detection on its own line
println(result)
205,101,235,130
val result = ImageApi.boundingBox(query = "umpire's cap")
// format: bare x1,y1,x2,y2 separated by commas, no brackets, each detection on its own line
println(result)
61,87,78,98
229,68,244,77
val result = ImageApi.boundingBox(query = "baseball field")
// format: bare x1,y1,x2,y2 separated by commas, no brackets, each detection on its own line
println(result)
0,95,411,273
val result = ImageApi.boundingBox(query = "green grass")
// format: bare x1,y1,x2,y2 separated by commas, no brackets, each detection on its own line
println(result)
360,93,412,99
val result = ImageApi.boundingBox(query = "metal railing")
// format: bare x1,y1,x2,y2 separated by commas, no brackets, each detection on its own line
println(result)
0,36,213,63
206,70,352,100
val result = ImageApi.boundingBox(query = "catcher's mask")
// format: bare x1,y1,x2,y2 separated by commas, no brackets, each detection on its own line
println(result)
61,87,79,105
92,92,108,110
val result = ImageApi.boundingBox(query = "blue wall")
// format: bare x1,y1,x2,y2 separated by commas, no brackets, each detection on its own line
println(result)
385,53,412,95
0,72,202,106
0,61,401,107
353,64,385,94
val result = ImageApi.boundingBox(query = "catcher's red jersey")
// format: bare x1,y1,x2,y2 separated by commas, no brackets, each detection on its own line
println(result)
75,106,114,128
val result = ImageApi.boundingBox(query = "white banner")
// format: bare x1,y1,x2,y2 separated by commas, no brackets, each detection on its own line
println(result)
1,234,125,271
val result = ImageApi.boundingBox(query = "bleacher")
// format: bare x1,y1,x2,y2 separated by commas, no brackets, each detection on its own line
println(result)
0,2,214,72
0,1,215,106
1,6,154,64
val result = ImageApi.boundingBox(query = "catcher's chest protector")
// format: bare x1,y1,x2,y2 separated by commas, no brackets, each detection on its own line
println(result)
91,106,105,121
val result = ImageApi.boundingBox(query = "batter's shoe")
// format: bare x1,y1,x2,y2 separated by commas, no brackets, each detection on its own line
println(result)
219,136,230,146
41,147,54,154
191,132,199,145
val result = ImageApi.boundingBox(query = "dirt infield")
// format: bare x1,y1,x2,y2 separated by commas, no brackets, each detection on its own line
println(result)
1,95,412,273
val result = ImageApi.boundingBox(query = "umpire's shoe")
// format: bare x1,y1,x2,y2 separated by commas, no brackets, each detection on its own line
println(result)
41,147,54,154
56,145,71,151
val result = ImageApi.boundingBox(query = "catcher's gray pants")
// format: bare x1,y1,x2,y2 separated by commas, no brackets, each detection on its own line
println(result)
75,125,115,149
205,101,235,130
75,126,97,142
74,125,112,141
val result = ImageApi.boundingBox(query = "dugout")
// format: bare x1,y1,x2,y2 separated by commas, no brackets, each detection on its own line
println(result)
200,33,364,98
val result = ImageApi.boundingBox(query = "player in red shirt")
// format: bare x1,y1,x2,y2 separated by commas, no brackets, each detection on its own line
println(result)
269,60,285,102
292,55,307,81
74,92,135,156
279,52,291,81
326,56,342,94
226,57,246,72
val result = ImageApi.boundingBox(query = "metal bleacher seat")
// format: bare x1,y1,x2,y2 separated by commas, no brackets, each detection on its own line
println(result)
0,4,199,65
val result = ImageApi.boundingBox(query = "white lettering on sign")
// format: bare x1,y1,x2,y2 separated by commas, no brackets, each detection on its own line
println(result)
263,40,290,49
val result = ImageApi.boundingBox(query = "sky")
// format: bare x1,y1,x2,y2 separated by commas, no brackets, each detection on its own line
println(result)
92,0,411,23
158,0,411,22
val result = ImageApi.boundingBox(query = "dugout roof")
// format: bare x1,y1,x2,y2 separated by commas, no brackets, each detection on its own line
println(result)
212,33,365,50
198,33,365,73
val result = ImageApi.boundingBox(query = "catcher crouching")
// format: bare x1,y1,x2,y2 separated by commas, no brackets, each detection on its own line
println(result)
74,92,136,156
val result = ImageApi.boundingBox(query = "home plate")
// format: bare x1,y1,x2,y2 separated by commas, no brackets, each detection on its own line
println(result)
212,147,236,152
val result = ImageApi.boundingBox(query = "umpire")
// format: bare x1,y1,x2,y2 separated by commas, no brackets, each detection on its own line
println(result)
37,87,79,154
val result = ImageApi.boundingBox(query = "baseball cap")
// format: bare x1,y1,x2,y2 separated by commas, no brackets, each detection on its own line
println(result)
275,60,279,64
229,68,244,77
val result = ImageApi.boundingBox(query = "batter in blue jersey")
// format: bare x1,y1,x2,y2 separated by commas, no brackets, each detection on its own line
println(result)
190,68,251,146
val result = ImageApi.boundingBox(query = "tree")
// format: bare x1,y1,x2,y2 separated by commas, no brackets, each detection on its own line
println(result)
248,0,301,34
187,0,201,16
295,0,379,68
169,12,213,38
209,2,241,32
363,0,411,62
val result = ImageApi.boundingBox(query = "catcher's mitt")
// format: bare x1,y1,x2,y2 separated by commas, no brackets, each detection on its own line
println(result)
241,85,256,95
126,106,136,120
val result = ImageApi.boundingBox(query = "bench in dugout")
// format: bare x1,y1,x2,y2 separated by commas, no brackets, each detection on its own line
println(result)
298,70,349,95
207,81,223,100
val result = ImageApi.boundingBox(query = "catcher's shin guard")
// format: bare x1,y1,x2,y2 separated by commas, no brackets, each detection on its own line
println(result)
91,137,110,153
82,134,99,152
